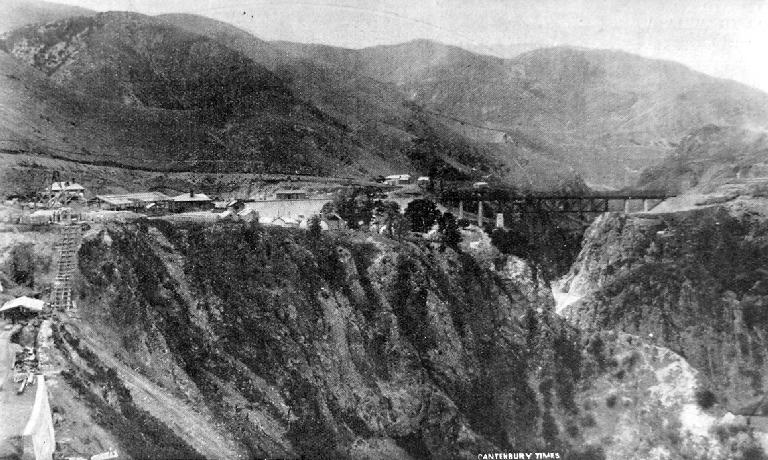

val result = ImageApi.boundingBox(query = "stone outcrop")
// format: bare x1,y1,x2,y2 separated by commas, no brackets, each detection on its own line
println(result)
61,221,595,459
560,200,768,414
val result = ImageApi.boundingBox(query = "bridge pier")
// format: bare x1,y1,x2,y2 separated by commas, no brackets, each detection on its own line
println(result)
496,213,504,228
624,198,631,214
643,199,651,212
477,201,483,226
458,201,464,220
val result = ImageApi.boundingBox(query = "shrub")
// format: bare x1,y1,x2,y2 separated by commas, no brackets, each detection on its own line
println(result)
404,199,440,233
541,410,559,445
567,445,606,460
9,243,36,286
308,215,323,242
438,212,462,249
695,388,717,409
580,412,597,428
322,186,384,229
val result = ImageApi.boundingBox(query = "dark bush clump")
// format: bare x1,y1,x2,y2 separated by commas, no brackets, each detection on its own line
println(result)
695,388,717,409
9,243,36,286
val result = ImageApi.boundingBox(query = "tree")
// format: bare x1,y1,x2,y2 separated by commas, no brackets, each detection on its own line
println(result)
322,186,383,229
9,243,35,287
390,214,411,240
404,199,440,233
374,201,401,236
308,215,323,242
438,212,462,250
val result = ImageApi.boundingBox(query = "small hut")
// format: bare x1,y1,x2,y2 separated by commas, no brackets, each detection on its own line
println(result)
0,296,45,323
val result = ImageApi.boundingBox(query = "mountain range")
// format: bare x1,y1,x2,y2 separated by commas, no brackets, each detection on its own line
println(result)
637,125,768,193
273,39,768,188
2,2,768,191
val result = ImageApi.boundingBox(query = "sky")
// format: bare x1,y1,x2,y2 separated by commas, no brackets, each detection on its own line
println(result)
50,0,768,92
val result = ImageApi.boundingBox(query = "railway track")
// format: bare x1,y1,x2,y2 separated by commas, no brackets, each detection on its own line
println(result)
50,224,82,310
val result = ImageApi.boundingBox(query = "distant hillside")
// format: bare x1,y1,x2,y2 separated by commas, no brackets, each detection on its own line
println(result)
1,13,289,116
637,125,768,193
0,0,93,33
0,13,419,177
273,41,768,188
274,38,498,87
0,11,589,187
158,14,586,189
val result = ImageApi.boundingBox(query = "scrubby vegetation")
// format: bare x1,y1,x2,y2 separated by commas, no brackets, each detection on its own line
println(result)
488,212,589,281
404,198,440,233
9,243,36,286
695,388,717,410
52,324,204,460
70,220,608,458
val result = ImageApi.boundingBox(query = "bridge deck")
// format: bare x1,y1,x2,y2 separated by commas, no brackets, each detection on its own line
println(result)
440,189,674,201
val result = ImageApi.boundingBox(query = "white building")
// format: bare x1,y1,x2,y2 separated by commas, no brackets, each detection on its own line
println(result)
384,174,412,185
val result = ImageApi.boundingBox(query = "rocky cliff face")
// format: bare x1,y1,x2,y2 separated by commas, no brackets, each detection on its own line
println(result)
560,199,768,416
3,219,758,458
56,221,601,459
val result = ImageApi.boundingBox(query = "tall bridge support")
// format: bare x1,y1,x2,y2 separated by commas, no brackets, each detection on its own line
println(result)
643,199,651,212
496,213,504,228
477,201,483,226
624,199,631,214
458,201,464,220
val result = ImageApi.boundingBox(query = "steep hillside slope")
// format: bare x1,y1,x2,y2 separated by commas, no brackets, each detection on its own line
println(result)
274,41,768,188
160,14,583,189
1,12,286,113
1,220,762,458
0,49,222,170
637,125,768,193
0,12,370,175
559,198,768,415
16,220,739,459
1,12,570,183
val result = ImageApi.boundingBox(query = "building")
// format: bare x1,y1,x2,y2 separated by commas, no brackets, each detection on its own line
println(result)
269,216,300,227
273,189,309,200
95,192,171,212
237,208,260,222
226,199,248,212
0,296,45,321
50,181,85,194
384,174,412,186
47,181,86,204
298,213,347,231
171,191,213,212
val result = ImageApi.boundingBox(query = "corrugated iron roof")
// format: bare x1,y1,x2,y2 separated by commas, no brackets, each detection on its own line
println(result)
96,192,170,205
172,193,211,202
0,296,45,312
51,182,85,191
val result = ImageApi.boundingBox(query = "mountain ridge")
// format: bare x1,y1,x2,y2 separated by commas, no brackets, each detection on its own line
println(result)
0,0,93,33
271,38,768,188
3,6,768,190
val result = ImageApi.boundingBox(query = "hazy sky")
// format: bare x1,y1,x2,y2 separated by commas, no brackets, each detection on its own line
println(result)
51,0,768,92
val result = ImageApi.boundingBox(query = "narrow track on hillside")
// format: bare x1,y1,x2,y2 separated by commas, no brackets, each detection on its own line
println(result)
51,224,82,310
